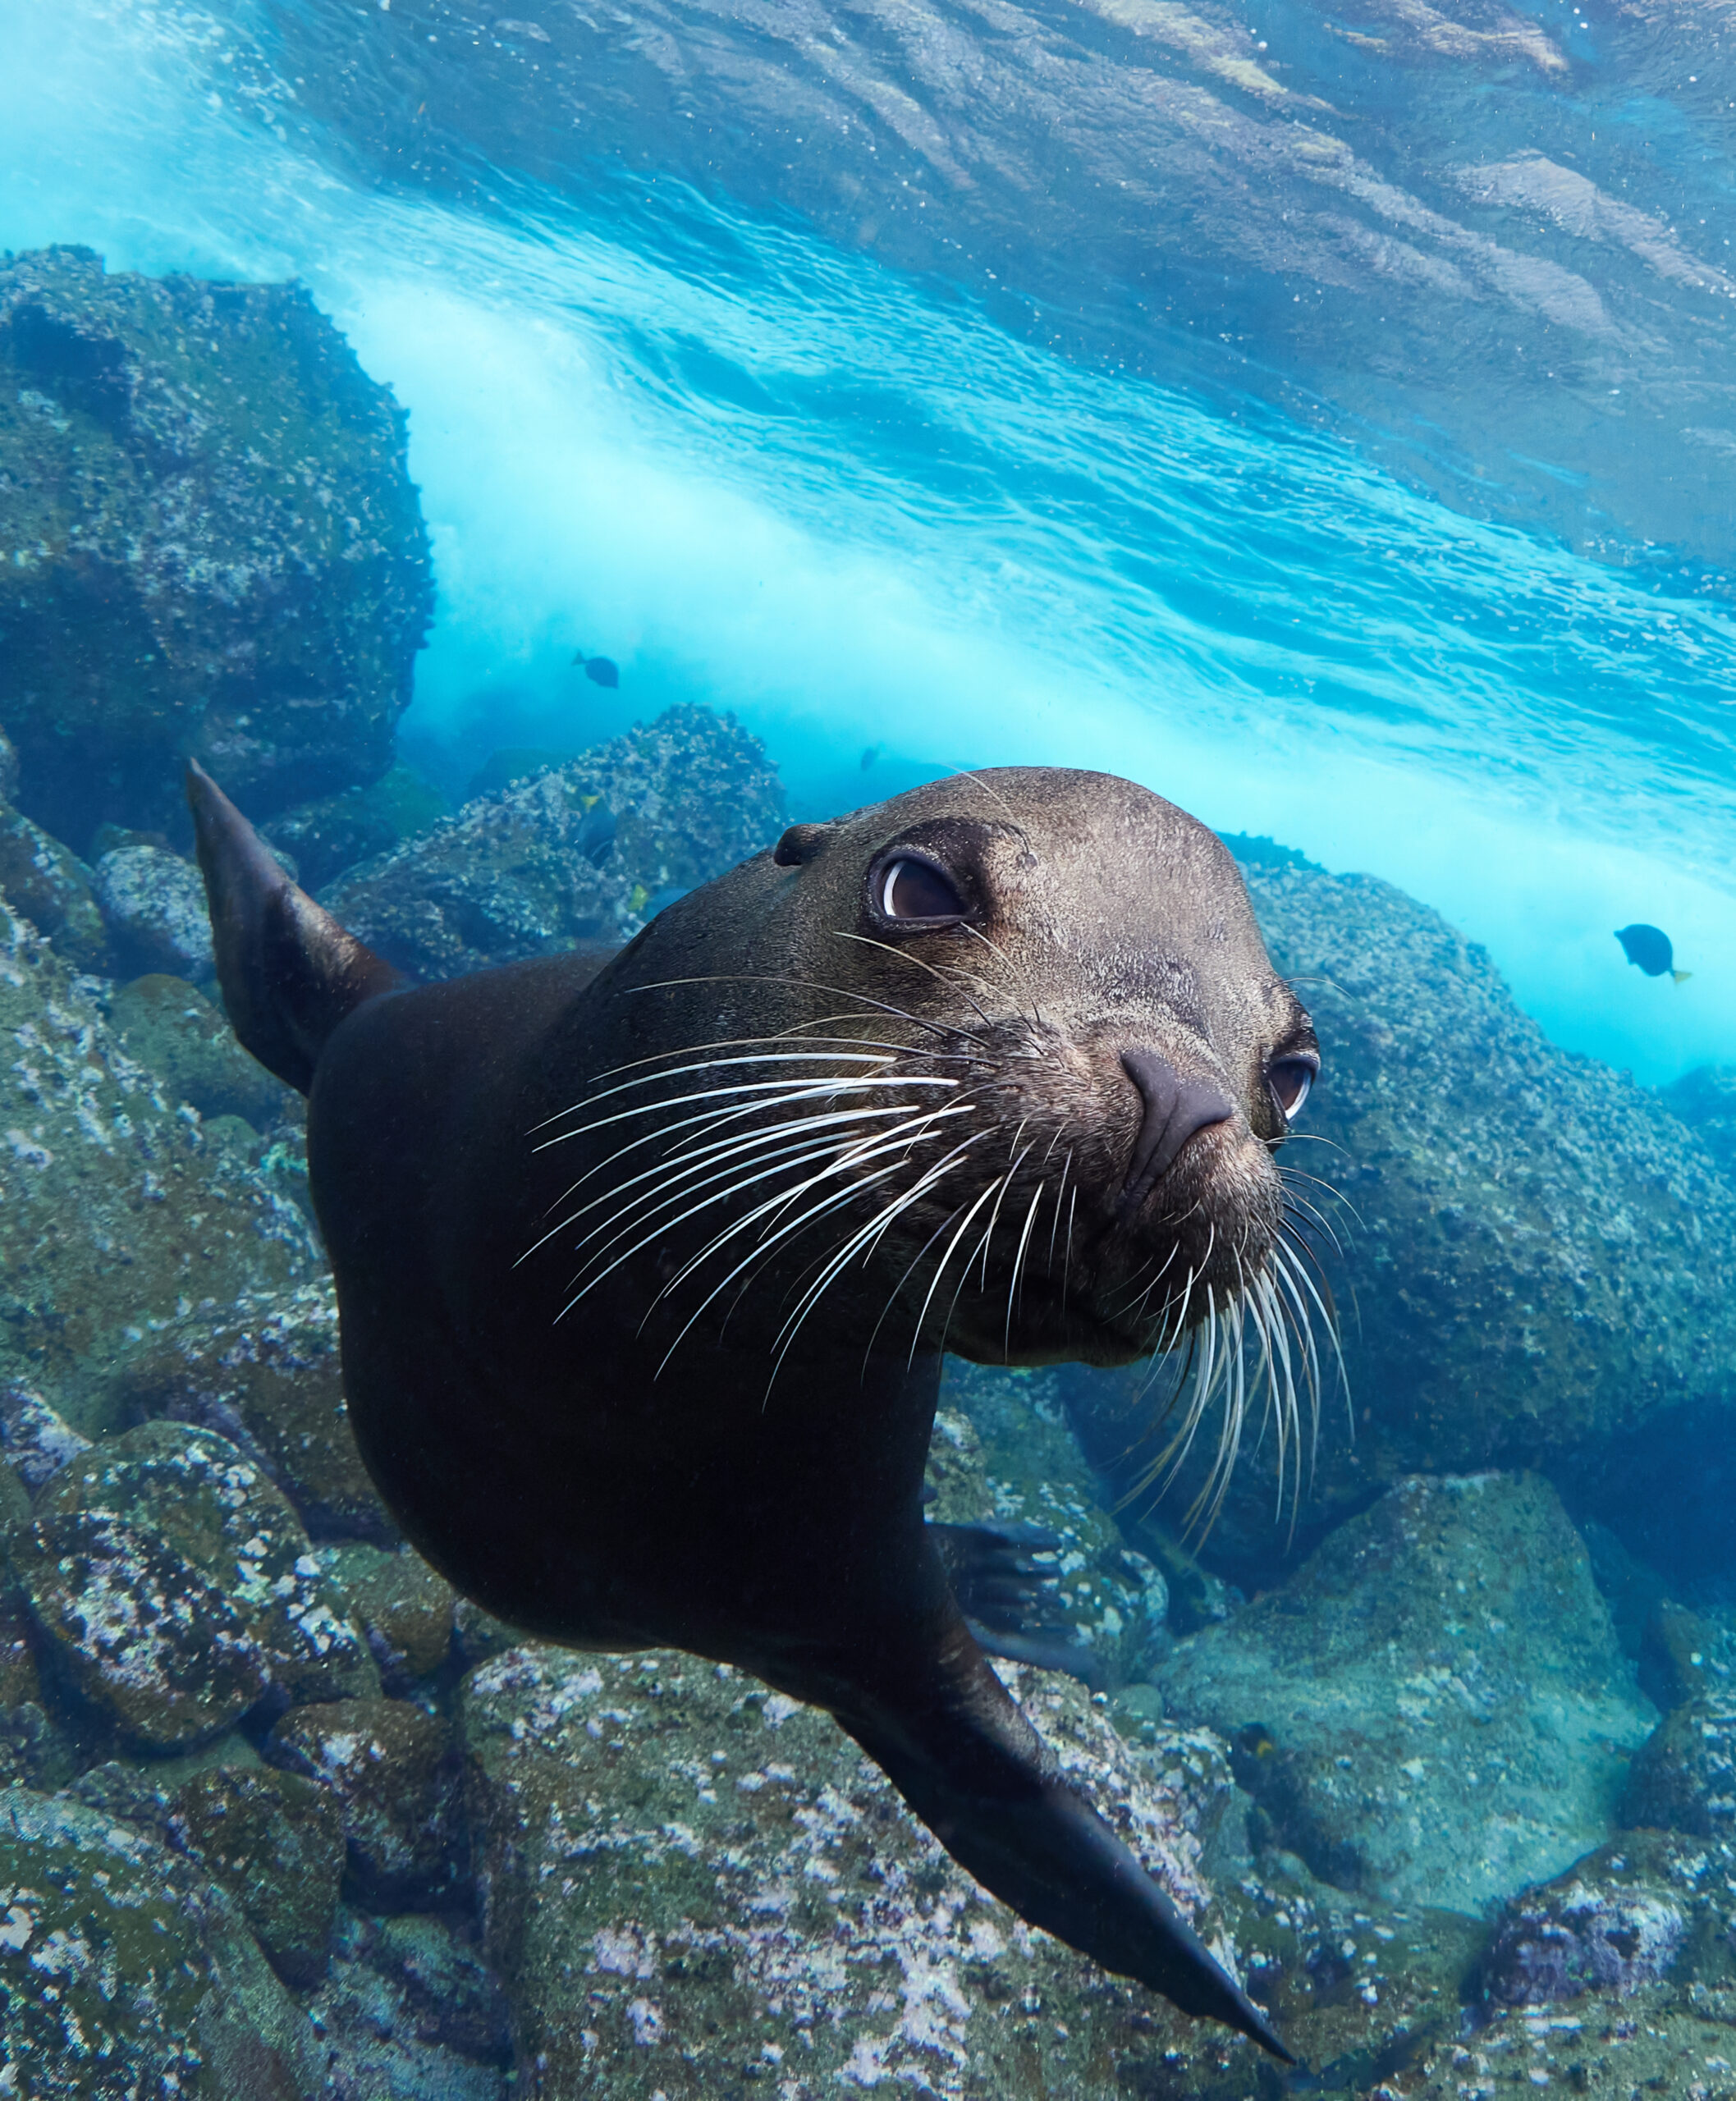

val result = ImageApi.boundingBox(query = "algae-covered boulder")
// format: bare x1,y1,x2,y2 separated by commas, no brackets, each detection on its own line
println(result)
15,1420,376,1747
267,1695,461,1909
107,973,295,1133
0,896,320,1425
261,759,449,893
461,1641,1243,2098
1154,1472,1655,1914
108,1279,392,1541
322,1541,456,1687
0,1784,326,2097
307,1908,511,2099
1071,851,1736,1581
1623,1691,1736,1839
0,804,106,970
322,704,785,979
0,245,433,845
91,843,214,978
71,1753,348,1990
1660,1062,1736,1187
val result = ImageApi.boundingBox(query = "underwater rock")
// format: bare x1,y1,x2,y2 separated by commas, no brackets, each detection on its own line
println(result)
0,245,433,846
1478,1836,1693,2007
110,1280,393,1543
0,895,322,1426
261,761,450,893
306,1908,512,2100
16,1420,375,1747
460,1641,1239,2098
0,1384,91,1492
1660,1063,1736,1188
1072,853,1736,1584
268,1696,461,1911
1152,1472,1655,1914
73,1752,348,1991
0,1783,328,2098
91,843,215,979
1622,1691,1736,1839
321,704,785,979
170,1763,349,1989
323,1542,457,1689
107,971,295,1132
14,1507,270,1749
0,806,107,970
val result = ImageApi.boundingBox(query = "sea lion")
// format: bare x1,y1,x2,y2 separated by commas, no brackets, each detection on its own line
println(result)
187,759,1321,2061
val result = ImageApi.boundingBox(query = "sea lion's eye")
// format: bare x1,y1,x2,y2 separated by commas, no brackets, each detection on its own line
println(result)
1267,1055,1317,1121
879,857,964,921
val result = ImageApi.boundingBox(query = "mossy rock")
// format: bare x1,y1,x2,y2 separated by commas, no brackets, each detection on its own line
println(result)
0,806,106,970
108,973,294,1132
108,1283,393,1543
17,1421,375,1747
0,1783,326,2097
0,899,321,1426
0,245,433,846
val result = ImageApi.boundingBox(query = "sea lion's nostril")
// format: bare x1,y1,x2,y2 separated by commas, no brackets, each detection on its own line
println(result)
1120,1048,1234,1210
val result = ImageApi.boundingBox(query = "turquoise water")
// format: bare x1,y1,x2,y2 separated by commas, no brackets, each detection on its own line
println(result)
3,0,1733,1083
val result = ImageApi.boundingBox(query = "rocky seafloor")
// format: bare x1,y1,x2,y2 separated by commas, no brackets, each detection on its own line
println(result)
5,252,1736,2099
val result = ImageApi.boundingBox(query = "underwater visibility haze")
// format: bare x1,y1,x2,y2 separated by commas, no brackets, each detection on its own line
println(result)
0,0,1734,2095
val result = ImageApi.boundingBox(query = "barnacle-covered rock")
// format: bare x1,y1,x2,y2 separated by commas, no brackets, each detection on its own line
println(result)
1622,1691,1736,1838
323,1542,457,1687
0,1384,90,1494
16,1421,375,1746
73,1753,347,1990
1152,1472,1655,1914
91,842,214,978
109,1281,392,1541
1660,1062,1736,1188
0,1783,327,2097
1478,1836,1697,2007
0,806,106,970
0,245,433,846
0,897,321,1426
268,1696,461,1909
322,704,785,979
460,1641,1239,2098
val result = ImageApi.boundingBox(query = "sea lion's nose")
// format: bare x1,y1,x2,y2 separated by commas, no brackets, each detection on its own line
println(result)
1119,1049,1234,1211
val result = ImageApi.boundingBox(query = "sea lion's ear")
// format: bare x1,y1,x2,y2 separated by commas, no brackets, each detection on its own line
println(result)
186,760,405,1096
772,822,831,867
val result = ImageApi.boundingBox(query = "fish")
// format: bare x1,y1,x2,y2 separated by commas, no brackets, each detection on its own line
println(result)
1615,923,1692,983
571,652,620,689
860,744,882,771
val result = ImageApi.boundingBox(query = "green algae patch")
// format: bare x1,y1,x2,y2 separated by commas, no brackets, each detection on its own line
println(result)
0,1784,323,2097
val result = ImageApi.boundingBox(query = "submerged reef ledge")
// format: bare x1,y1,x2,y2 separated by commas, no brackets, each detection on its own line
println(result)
0,245,433,850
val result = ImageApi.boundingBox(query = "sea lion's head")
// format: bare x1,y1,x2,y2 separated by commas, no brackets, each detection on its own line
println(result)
560,768,1323,1491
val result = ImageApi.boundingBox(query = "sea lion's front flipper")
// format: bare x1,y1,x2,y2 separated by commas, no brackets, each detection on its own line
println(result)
840,1634,1291,2062
185,760,404,1095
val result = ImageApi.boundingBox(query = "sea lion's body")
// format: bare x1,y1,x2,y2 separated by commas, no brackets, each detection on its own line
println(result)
190,761,1321,2061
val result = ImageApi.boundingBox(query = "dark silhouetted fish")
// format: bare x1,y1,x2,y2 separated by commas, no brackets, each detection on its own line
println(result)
1615,923,1691,983
861,744,882,771
571,652,620,689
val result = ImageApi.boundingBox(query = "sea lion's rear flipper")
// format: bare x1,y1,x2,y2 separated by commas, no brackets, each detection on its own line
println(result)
841,1636,1291,2062
186,760,405,1096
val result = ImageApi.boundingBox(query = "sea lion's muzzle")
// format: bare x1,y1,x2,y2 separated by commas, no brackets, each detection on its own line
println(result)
1116,1046,1234,1218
